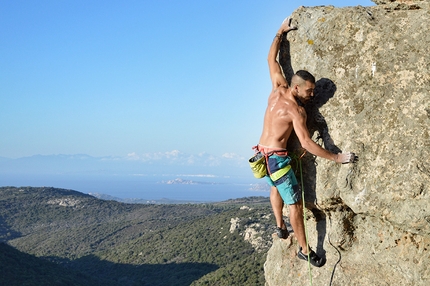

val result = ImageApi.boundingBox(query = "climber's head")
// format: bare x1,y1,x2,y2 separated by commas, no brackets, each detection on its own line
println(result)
291,70,315,104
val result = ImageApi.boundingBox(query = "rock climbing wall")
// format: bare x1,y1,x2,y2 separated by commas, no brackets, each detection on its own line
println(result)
264,1,430,285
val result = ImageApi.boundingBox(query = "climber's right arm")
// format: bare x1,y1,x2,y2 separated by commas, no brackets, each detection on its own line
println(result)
268,18,297,90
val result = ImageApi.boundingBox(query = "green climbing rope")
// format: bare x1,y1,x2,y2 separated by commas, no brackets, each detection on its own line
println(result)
298,156,313,285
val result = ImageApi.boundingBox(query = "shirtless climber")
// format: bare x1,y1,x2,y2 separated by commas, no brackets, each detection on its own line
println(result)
256,18,356,267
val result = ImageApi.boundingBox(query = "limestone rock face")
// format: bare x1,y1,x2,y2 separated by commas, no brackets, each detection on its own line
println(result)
264,1,430,285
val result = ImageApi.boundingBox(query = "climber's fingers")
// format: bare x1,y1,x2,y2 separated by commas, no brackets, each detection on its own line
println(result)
336,152,358,164
281,17,298,31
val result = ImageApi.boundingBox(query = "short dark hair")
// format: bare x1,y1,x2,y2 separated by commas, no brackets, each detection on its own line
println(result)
295,70,315,84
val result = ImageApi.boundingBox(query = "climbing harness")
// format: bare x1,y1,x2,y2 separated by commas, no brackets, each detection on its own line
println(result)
251,145,290,181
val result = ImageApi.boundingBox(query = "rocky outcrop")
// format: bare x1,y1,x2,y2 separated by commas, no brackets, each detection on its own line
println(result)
47,198,82,207
264,0,430,285
230,208,274,252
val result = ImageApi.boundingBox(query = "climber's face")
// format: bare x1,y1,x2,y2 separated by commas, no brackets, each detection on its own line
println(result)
295,80,315,104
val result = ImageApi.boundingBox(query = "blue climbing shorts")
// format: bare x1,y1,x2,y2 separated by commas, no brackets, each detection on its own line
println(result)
265,154,300,205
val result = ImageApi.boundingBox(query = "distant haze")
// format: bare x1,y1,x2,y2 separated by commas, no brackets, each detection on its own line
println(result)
0,153,268,201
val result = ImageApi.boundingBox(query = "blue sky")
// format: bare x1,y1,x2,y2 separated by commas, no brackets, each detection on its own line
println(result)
1,0,374,160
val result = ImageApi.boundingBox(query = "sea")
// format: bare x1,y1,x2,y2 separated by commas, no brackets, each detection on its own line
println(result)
0,173,270,202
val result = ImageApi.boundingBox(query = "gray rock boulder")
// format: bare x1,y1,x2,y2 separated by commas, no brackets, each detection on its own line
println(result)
264,1,430,285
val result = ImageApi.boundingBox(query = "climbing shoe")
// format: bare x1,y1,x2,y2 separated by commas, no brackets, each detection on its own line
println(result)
275,226,289,239
297,247,326,267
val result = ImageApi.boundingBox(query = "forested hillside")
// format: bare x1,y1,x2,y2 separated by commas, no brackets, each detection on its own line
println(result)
0,187,274,285
0,242,104,286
